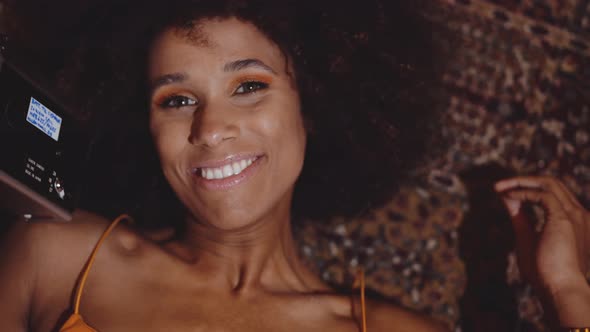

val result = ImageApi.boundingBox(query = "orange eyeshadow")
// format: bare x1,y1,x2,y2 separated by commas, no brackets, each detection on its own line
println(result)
152,88,194,106
229,74,274,88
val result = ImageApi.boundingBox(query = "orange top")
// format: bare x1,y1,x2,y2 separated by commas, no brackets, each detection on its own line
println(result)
59,214,131,332
59,214,368,332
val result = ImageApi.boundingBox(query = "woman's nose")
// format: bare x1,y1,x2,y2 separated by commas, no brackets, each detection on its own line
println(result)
188,101,239,148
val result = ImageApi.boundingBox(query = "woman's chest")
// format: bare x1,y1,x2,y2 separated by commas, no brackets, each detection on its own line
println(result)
32,239,361,332
38,274,358,332
55,288,359,332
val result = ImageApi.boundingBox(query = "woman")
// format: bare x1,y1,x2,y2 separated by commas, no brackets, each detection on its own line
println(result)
0,0,447,331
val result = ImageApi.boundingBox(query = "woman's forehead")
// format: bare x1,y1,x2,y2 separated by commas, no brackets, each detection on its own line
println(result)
170,17,222,48
162,17,274,52
149,18,288,76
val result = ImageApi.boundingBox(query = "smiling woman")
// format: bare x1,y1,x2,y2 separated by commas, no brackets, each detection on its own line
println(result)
0,1,447,331
147,19,307,230
60,0,444,228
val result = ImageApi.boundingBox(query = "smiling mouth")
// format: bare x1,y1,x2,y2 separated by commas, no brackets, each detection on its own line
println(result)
193,156,259,180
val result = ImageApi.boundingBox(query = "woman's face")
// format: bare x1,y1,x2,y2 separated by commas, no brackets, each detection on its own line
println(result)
148,18,306,230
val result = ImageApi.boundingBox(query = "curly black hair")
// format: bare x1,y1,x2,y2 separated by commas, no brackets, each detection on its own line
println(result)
4,0,446,228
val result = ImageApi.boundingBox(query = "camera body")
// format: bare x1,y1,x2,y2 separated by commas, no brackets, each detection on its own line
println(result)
0,53,87,222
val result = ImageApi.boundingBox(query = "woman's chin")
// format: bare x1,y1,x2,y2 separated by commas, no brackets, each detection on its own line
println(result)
188,209,268,233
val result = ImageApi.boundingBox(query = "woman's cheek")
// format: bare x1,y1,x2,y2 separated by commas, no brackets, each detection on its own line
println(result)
264,96,302,136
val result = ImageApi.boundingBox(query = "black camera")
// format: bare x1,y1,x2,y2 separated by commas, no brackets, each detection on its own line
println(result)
0,38,87,222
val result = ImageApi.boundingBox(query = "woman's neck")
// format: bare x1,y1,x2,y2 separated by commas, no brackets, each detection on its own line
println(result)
169,207,326,296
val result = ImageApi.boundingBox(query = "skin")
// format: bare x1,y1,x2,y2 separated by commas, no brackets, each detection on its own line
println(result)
0,18,446,332
496,176,590,328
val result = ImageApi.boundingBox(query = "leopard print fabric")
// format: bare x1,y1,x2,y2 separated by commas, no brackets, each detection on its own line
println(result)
296,180,467,330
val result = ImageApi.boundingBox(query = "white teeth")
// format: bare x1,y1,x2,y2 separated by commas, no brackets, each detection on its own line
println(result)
198,157,258,180
222,165,233,177
232,162,241,175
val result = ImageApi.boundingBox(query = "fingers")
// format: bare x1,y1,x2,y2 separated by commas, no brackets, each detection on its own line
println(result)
495,177,543,192
496,175,588,261
502,189,553,209
501,196,521,217
555,180,586,210
501,196,537,277
495,176,582,215
495,175,590,296
498,193,540,283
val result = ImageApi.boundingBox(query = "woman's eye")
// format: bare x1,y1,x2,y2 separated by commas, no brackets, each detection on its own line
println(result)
159,95,197,109
234,81,269,95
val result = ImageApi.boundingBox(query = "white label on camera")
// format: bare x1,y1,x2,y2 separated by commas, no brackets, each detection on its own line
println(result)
26,97,62,141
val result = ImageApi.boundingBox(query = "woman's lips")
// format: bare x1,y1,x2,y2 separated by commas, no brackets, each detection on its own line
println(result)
191,155,264,190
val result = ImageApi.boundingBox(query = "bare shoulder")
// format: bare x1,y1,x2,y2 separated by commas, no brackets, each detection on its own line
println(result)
0,210,115,330
16,210,114,267
367,299,449,332
4,210,117,289
1,209,110,272
28,210,145,283
329,289,450,332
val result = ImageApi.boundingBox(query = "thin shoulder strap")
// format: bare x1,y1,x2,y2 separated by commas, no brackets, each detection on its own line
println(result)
73,214,133,314
353,268,368,332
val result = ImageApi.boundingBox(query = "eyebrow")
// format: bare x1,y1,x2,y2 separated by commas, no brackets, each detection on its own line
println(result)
223,58,277,74
150,72,188,94
150,58,276,94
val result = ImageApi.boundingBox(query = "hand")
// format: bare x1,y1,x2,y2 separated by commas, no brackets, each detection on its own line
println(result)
495,176,590,327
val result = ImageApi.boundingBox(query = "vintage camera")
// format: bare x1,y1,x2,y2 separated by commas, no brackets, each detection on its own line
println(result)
0,37,88,222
